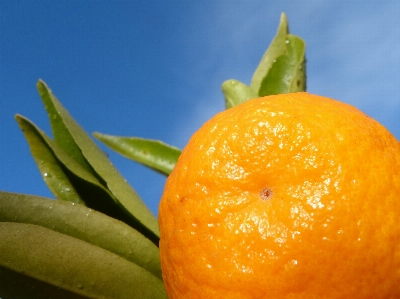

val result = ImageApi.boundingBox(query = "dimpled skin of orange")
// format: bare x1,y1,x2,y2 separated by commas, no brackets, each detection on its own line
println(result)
158,92,400,299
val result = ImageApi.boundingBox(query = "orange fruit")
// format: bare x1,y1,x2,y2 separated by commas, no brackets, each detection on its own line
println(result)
158,92,400,299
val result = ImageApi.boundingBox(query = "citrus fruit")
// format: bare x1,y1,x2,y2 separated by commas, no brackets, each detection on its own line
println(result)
158,92,400,299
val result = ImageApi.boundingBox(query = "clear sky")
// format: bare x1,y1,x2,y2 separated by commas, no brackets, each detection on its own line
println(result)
2,1,400,216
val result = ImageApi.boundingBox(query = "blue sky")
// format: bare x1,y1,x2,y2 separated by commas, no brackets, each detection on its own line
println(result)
1,1,400,216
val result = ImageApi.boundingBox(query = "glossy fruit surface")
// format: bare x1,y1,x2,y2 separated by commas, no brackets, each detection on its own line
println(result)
159,92,400,299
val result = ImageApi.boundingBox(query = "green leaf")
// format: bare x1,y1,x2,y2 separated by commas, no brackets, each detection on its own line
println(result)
221,79,258,109
258,34,306,96
15,115,85,204
0,191,162,279
0,222,167,299
250,12,289,93
38,80,94,173
286,36,306,93
36,81,160,244
94,133,181,176
220,13,306,109
250,12,306,96
0,265,90,299
15,115,135,223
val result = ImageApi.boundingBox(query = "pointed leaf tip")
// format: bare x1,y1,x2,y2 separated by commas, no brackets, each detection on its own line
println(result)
221,80,258,109
94,133,181,176
249,12,306,96
15,115,85,204
32,81,160,243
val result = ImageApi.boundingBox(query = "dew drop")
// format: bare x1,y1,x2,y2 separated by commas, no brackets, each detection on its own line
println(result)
260,188,273,200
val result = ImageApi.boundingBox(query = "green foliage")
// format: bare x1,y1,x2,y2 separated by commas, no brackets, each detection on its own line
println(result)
15,115,86,204
0,192,162,279
222,12,306,109
94,133,181,176
18,81,160,244
0,222,166,299
257,33,306,96
221,79,258,109
0,13,306,298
